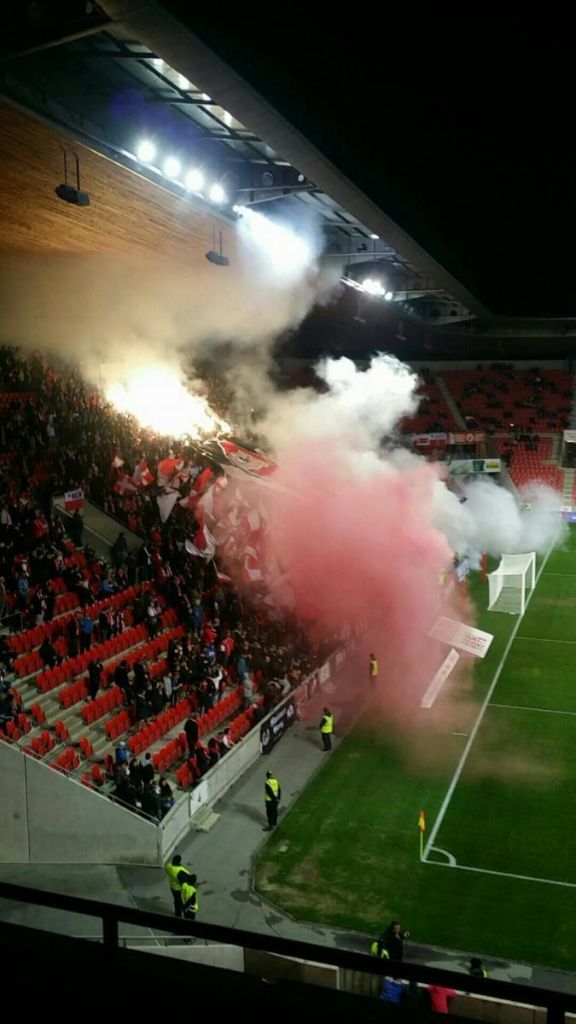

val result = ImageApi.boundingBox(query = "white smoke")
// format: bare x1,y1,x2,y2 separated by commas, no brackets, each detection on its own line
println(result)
264,354,564,558
264,354,420,449
431,477,563,556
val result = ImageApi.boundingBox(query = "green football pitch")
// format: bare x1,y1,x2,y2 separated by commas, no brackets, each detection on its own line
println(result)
255,525,576,970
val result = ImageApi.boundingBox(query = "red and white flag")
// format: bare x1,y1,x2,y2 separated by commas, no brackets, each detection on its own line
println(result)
244,544,263,582
133,458,154,487
197,475,228,521
185,525,216,560
64,488,84,511
242,508,261,534
113,473,138,496
193,466,214,494
217,440,276,477
157,457,183,487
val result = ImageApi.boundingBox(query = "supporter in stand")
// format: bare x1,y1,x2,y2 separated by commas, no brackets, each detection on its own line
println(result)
159,777,174,816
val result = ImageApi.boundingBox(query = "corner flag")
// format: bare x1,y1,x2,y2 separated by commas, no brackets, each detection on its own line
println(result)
418,810,426,861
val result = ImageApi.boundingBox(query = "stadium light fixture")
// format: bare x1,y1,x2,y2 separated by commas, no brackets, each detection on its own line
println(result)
370,233,379,239
361,277,385,297
384,290,394,301
136,140,156,164
185,168,205,192
163,157,181,179
209,182,226,204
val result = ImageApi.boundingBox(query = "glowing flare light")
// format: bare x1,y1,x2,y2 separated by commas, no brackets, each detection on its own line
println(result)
105,365,228,439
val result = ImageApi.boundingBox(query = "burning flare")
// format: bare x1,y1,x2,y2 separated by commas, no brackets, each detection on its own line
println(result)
105,364,228,438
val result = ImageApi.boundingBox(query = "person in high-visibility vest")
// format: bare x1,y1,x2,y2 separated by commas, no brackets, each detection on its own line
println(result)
165,854,191,918
370,934,390,959
264,770,281,831
319,707,334,751
181,873,199,921
369,653,379,685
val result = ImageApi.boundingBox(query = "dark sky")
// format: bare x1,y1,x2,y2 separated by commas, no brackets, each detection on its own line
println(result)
166,6,576,320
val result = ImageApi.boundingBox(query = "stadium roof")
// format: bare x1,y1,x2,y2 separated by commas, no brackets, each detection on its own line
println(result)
1,4,575,339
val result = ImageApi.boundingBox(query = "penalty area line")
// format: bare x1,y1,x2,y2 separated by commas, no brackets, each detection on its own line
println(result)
423,537,556,861
516,636,576,644
490,703,576,717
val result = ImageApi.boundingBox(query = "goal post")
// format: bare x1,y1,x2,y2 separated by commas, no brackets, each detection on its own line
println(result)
487,552,536,615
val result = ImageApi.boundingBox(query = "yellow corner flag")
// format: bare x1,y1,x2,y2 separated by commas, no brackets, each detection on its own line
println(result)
418,810,426,861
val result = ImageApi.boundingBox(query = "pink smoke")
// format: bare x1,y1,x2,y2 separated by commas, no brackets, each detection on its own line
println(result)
262,441,459,709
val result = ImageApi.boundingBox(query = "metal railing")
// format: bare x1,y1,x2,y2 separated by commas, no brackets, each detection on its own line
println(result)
0,881,573,1023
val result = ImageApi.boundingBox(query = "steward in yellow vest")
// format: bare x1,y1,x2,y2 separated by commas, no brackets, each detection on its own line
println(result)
181,874,199,920
165,853,191,918
370,935,390,959
320,707,334,751
264,770,281,830
369,653,379,683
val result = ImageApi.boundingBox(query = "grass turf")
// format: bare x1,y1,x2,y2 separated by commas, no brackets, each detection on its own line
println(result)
254,527,576,969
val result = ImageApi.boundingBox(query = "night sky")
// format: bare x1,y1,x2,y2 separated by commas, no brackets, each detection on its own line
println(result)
168,7,576,320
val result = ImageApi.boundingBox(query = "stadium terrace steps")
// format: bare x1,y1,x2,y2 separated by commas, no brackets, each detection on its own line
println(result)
434,372,467,429
193,806,220,832
15,616,182,757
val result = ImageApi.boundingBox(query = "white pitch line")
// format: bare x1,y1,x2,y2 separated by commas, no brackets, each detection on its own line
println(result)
451,731,469,736
490,703,576,717
429,846,457,866
423,537,556,861
516,636,576,644
427,859,576,889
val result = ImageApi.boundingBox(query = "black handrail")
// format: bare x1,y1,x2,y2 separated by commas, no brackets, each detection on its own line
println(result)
0,881,572,1022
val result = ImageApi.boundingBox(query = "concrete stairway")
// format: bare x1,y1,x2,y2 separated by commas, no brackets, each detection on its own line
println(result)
434,373,467,429
562,468,574,506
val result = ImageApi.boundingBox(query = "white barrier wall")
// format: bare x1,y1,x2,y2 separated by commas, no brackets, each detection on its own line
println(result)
0,738,29,861
0,742,161,864
26,756,161,864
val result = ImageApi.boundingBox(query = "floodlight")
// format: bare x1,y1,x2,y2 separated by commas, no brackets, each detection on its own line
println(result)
136,140,156,163
209,182,226,204
185,168,204,192
163,157,181,179
362,278,385,297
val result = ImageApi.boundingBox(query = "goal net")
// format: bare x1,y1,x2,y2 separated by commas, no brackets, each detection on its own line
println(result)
487,552,536,615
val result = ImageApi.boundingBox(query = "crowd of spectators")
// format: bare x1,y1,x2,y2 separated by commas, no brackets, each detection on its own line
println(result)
0,346,321,809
